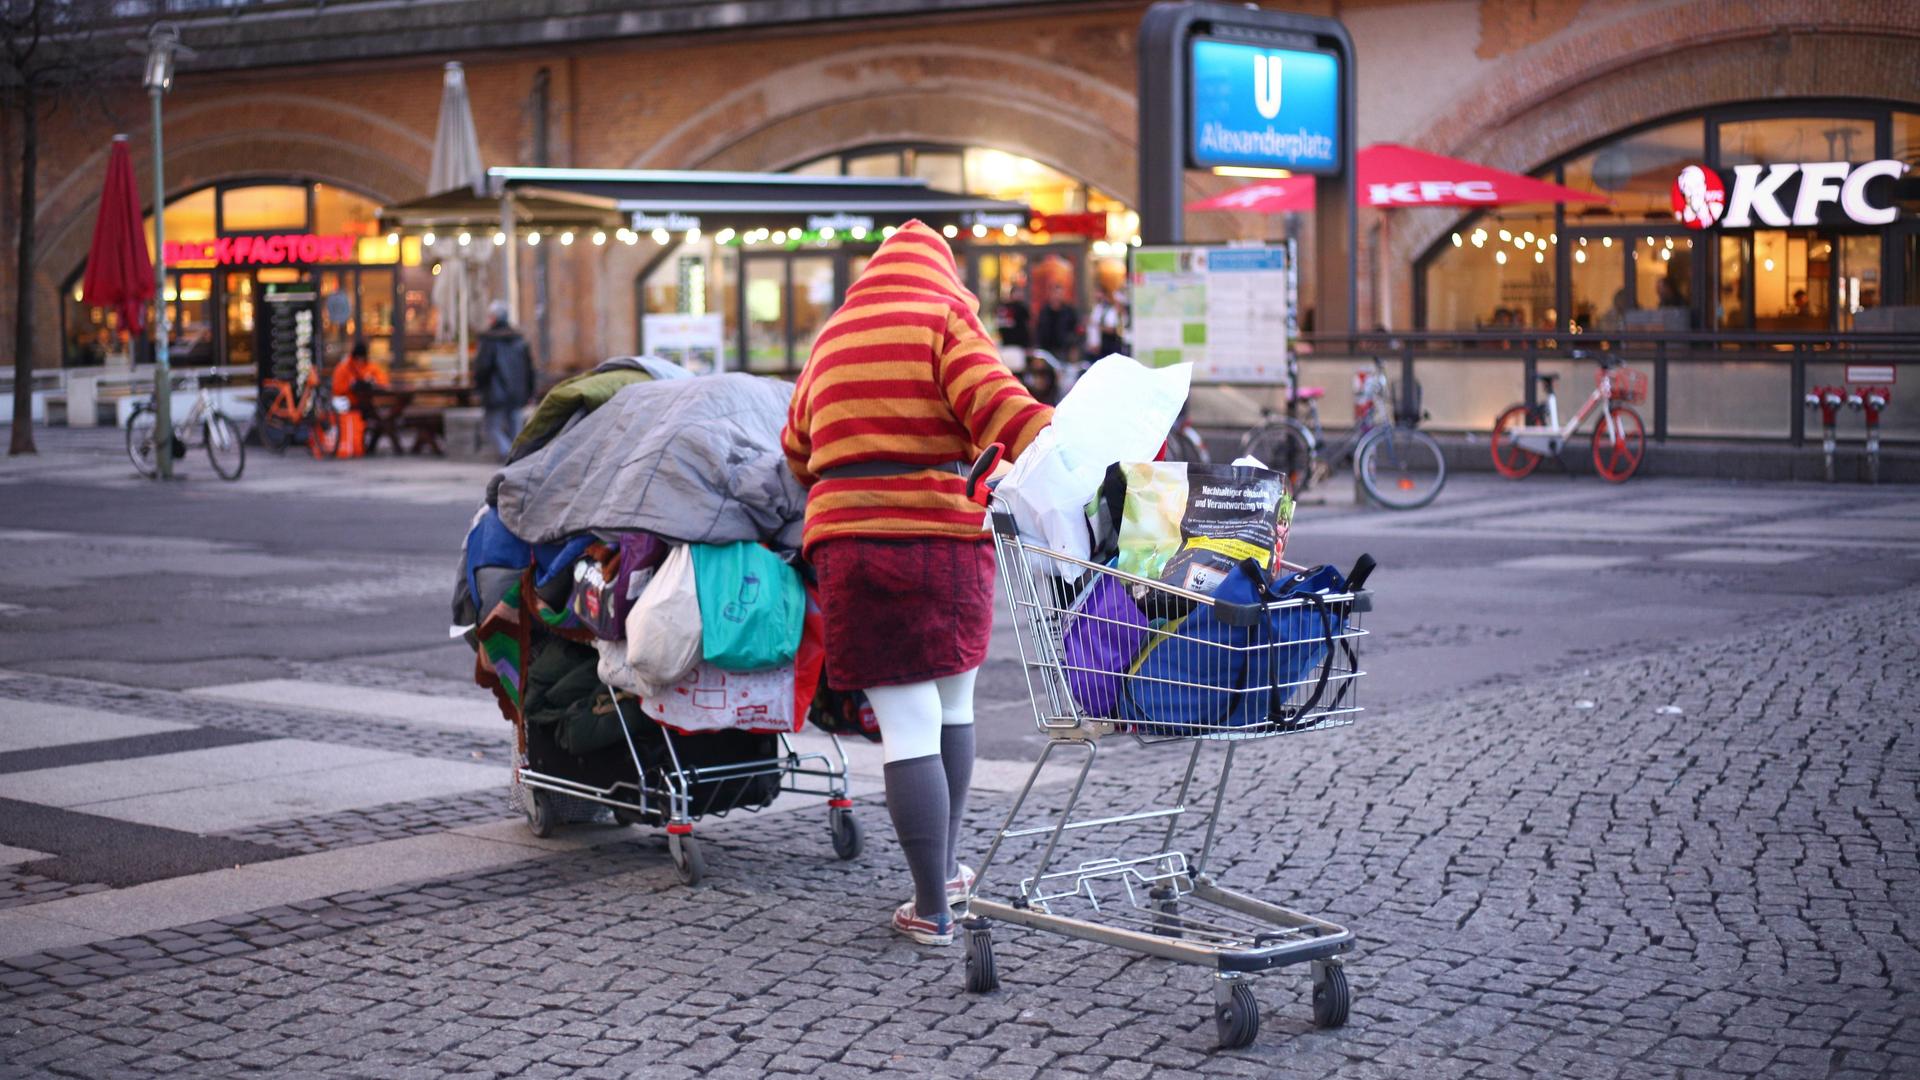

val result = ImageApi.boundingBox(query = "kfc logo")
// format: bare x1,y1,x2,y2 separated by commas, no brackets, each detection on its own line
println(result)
1672,165,1725,229
1672,160,1909,229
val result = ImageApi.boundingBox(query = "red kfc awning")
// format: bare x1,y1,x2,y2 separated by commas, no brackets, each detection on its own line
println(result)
1189,144,1609,212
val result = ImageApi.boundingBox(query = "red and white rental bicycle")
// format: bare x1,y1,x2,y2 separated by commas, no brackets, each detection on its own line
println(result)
1490,351,1648,483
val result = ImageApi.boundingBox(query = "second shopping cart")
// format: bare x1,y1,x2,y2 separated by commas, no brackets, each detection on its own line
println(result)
958,508,1373,1049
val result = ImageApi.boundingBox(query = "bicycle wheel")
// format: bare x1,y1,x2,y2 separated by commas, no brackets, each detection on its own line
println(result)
1242,419,1316,495
204,414,246,481
126,405,159,478
1162,424,1211,464
1591,405,1646,483
1357,425,1446,510
1490,404,1543,479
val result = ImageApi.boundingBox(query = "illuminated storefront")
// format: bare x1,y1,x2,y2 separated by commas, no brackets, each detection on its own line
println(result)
1419,104,1920,337
635,144,1140,372
59,178,446,379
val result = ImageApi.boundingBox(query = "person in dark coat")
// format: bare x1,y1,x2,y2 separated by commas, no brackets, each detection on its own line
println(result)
474,299,536,460
1034,281,1082,364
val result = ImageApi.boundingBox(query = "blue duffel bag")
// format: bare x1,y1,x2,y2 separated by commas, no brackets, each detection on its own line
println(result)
1118,559,1350,736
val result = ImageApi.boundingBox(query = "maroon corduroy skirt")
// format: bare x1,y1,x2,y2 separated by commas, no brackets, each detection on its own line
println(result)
813,536,995,691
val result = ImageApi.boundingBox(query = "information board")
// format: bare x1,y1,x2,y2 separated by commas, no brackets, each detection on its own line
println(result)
1129,245,1292,383
644,313,725,374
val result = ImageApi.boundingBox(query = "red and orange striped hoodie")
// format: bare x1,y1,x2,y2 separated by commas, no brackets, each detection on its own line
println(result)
782,220,1053,553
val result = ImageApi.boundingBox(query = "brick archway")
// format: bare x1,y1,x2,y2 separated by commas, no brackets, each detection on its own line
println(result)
30,98,428,367
1381,10,1920,325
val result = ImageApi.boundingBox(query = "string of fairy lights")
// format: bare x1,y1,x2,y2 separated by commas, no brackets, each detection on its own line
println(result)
1448,225,1696,267
390,219,1141,254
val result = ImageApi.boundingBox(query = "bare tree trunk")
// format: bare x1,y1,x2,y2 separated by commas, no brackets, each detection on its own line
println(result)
9,86,38,455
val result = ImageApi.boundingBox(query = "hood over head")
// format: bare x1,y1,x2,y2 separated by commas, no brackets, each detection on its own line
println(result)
842,219,979,315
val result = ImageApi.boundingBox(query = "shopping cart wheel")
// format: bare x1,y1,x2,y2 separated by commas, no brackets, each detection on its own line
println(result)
1310,961,1350,1029
963,921,998,994
829,808,863,860
525,790,556,839
668,833,705,885
1150,885,1182,938
1215,978,1260,1049
612,807,641,827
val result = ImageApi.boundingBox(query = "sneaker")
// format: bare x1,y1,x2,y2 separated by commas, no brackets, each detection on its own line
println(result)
892,900,953,946
947,863,976,903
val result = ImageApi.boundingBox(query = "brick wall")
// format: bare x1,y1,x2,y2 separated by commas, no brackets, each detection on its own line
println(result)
9,0,1919,370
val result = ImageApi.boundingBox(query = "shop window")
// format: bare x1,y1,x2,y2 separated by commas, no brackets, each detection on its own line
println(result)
1717,235,1750,329
744,258,786,372
1893,113,1920,213
909,150,964,194
846,151,903,178
1560,119,1703,225
1750,230,1829,331
220,184,308,232
1422,212,1557,331
146,187,217,268
1626,234,1693,329
1719,117,1874,166
1835,235,1880,328
1569,237,1626,334
788,157,842,178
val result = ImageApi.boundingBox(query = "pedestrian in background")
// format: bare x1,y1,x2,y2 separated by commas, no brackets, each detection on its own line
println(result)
474,299,535,460
782,220,1053,947
1034,281,1082,364
1085,286,1126,359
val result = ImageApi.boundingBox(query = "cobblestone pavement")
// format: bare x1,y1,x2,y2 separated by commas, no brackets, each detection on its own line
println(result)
1,585,1914,1078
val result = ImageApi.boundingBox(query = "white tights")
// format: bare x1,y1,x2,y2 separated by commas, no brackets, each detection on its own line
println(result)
865,668,978,763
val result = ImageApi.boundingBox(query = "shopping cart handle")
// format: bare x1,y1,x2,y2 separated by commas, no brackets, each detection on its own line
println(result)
967,443,1005,504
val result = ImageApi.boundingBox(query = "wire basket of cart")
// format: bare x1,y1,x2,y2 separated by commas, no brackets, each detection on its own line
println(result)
513,689,861,885
958,509,1372,1048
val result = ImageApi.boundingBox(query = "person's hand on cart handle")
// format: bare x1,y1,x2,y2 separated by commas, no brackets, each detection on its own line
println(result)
967,442,1006,505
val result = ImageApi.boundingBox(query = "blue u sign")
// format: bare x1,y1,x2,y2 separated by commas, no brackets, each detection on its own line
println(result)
1189,38,1340,174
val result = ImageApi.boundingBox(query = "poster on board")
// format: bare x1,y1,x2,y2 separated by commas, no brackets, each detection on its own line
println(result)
1129,245,1291,383
643,313,725,374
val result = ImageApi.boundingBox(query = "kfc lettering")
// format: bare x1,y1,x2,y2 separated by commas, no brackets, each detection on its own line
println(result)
1367,179,1497,206
1676,160,1909,229
163,233,359,266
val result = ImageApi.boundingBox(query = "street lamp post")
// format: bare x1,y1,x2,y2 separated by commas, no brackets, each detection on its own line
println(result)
140,24,193,480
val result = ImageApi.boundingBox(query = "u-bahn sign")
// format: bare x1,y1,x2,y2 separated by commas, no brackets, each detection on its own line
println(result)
1187,38,1341,174
1139,1,1357,333
1672,160,1911,229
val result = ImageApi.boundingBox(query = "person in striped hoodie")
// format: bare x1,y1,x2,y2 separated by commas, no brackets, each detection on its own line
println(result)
783,220,1052,946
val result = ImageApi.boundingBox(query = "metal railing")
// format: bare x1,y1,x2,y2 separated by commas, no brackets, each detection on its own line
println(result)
1287,330,1920,446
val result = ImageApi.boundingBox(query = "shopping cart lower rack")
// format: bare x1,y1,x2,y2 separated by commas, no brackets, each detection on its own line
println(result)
515,688,862,885
959,512,1370,1049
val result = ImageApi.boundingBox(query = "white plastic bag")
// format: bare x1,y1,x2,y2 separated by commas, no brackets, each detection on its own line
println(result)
638,661,797,734
622,545,702,689
996,355,1192,576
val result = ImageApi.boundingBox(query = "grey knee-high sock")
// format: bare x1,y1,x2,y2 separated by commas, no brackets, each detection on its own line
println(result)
940,725,975,880
883,754,952,919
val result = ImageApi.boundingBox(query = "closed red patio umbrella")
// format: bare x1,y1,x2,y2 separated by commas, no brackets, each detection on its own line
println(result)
81,135,155,335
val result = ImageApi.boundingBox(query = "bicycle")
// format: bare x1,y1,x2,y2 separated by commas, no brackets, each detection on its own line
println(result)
1237,356,1448,510
1489,350,1647,483
257,369,341,458
126,372,246,481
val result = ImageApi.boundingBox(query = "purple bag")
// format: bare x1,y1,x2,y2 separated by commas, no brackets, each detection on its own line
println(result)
1060,574,1150,718
611,532,669,626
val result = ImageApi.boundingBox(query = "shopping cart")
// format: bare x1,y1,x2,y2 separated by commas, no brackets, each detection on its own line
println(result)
515,688,862,885
959,509,1370,1048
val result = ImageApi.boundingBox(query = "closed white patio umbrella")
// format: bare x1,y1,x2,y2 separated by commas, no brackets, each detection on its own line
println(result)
429,61,488,384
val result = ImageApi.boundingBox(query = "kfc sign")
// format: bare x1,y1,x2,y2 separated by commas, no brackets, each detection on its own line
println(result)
1368,180,1497,206
165,233,360,266
1673,160,1909,229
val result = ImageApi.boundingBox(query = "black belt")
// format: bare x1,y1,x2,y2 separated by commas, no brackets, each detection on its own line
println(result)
818,460,967,480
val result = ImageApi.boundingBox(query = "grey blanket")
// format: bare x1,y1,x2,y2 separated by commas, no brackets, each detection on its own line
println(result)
491,373,807,551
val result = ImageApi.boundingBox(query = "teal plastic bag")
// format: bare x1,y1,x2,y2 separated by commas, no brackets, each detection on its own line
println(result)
691,542,805,671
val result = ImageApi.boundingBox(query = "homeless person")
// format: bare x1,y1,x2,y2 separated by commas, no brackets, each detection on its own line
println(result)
781,220,1052,946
